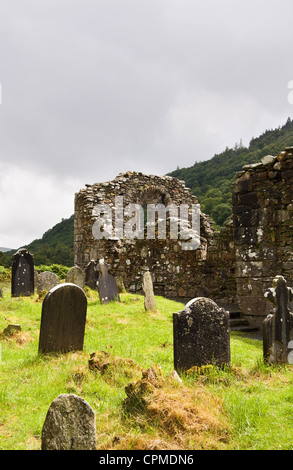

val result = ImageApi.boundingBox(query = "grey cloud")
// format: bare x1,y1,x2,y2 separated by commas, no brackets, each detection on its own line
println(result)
0,0,293,246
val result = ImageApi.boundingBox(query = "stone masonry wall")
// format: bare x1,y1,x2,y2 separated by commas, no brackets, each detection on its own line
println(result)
233,147,293,325
74,172,236,303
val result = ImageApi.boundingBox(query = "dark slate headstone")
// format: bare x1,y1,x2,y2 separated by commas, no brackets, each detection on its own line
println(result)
263,275,293,364
38,283,87,354
11,248,34,297
97,259,120,304
85,260,98,290
41,393,97,450
173,297,230,373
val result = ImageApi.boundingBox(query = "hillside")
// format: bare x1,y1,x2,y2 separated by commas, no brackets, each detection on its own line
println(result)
3,215,74,267
168,117,293,227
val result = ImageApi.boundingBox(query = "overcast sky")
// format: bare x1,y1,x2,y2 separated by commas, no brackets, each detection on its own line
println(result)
0,0,293,249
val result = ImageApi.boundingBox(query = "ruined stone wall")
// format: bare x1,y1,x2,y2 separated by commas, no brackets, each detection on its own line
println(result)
74,146,293,319
205,220,236,304
74,172,237,303
233,147,293,325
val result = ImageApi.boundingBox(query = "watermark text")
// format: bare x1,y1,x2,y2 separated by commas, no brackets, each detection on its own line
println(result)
92,196,200,250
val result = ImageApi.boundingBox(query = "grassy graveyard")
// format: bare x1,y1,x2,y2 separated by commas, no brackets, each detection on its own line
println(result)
1,273,293,450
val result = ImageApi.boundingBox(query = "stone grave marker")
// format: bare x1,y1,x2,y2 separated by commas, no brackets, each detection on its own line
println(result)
142,271,156,311
173,297,230,372
263,275,293,364
85,260,98,290
41,393,97,450
3,324,21,335
38,283,87,354
97,259,120,303
11,248,34,297
66,265,85,289
37,271,59,293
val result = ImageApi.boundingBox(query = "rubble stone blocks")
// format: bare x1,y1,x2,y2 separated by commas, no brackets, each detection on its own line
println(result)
66,265,85,289
38,283,87,354
97,259,120,303
41,394,97,450
263,275,293,364
173,297,230,372
11,248,35,297
142,271,156,311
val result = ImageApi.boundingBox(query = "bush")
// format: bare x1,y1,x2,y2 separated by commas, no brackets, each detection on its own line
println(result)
35,264,70,280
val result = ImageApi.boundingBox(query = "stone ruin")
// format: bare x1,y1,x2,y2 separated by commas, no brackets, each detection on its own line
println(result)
73,146,293,328
6,147,293,329
233,147,293,326
74,171,233,305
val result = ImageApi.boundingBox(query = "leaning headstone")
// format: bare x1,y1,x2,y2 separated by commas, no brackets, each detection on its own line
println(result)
38,283,87,354
97,259,120,304
41,394,97,450
11,248,34,297
173,297,230,372
66,265,85,289
37,271,59,293
263,275,293,364
142,271,156,311
85,260,98,290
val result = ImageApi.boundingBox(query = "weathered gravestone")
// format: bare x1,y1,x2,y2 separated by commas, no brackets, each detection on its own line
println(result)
97,259,120,303
37,271,59,293
3,324,21,335
11,248,34,297
85,260,98,290
173,297,230,372
142,271,156,311
66,265,85,289
41,393,97,450
263,275,293,364
38,283,87,354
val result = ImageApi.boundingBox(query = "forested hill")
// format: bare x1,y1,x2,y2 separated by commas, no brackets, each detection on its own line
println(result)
167,117,293,227
3,215,74,267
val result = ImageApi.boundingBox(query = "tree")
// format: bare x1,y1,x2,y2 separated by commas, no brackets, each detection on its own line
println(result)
0,251,6,266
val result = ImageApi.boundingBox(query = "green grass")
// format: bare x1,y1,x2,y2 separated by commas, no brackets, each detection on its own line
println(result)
1,280,293,450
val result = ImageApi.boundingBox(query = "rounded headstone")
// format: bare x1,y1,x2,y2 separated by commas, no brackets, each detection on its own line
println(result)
41,394,97,450
173,297,230,372
38,283,87,354
37,271,59,292
66,266,85,289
